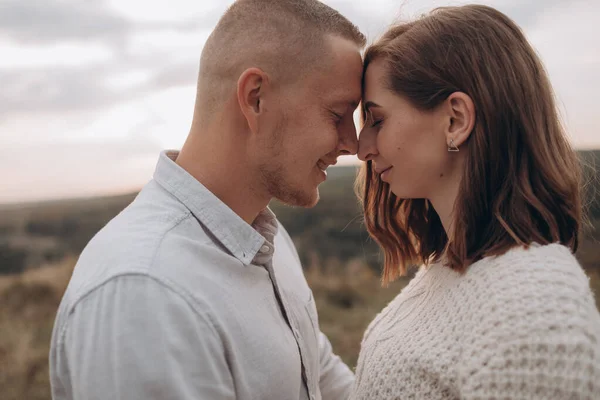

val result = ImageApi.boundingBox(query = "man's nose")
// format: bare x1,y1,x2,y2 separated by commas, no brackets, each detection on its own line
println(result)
337,120,359,156
357,127,377,162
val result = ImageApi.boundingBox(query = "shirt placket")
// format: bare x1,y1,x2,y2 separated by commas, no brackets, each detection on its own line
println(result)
263,258,313,400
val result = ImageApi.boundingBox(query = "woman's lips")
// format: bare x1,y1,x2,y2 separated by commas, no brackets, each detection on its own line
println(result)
380,167,392,181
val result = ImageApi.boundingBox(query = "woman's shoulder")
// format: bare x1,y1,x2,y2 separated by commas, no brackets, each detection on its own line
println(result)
457,244,600,398
459,242,599,334
466,243,590,295
455,244,600,397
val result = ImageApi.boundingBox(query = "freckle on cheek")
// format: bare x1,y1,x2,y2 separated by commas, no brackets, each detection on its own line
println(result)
439,173,444,178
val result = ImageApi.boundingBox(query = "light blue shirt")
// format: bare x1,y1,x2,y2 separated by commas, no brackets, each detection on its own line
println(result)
50,150,354,400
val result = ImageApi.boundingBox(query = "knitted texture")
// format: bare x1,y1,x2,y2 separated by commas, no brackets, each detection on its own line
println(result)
351,244,600,399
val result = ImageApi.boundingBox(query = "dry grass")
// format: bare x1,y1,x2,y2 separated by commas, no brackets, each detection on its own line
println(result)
0,257,76,400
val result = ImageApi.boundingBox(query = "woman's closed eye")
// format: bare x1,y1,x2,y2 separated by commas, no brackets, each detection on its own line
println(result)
371,118,383,128
366,112,383,129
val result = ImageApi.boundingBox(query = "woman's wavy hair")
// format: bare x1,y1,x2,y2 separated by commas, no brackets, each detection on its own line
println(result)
356,5,582,284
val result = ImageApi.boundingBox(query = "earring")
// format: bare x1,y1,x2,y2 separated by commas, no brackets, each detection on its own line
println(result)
448,139,459,152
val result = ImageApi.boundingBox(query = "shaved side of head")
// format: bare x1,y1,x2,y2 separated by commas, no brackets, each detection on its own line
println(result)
194,0,365,124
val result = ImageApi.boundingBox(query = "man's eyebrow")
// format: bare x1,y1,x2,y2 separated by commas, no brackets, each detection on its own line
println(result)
331,99,360,110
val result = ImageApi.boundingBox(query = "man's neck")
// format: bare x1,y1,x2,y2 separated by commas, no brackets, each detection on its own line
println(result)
176,137,270,226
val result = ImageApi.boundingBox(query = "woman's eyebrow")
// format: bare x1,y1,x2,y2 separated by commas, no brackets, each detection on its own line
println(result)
363,101,381,112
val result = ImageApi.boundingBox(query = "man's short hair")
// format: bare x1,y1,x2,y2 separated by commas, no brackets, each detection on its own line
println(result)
196,0,365,116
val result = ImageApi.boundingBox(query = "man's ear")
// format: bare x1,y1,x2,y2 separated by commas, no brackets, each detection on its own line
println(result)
443,91,475,150
237,67,268,135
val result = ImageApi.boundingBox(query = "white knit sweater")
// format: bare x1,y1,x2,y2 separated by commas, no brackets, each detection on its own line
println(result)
351,243,600,399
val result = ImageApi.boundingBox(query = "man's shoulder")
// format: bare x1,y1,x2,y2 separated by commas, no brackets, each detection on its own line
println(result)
57,187,228,318
73,197,192,279
53,227,228,347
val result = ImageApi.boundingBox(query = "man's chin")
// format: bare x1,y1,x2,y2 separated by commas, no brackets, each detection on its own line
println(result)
276,187,320,208
299,193,319,208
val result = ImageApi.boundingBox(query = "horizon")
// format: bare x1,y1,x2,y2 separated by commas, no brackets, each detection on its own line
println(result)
1,0,599,204
1,148,598,206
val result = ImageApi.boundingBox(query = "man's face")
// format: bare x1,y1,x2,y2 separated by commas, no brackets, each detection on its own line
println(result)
260,36,363,208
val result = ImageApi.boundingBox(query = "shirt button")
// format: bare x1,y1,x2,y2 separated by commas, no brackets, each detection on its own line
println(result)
260,245,270,253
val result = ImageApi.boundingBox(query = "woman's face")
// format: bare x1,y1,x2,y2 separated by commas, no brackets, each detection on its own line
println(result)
358,58,454,200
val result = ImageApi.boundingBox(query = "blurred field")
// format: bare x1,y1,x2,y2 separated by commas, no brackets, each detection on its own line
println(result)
0,151,598,400
0,257,75,400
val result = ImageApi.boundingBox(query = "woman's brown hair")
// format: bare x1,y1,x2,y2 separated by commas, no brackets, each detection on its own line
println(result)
356,5,582,284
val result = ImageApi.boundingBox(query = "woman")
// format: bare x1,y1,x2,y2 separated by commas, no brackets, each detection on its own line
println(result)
353,4,600,399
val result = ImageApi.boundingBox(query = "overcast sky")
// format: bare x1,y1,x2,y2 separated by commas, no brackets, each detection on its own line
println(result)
1,0,598,203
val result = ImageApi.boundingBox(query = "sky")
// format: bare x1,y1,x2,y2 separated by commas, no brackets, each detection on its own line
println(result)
1,0,598,203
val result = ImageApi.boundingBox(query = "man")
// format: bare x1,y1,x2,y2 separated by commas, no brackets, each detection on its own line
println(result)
49,0,365,399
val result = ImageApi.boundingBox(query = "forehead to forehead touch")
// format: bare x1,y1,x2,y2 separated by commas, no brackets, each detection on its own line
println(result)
313,35,363,107
196,0,365,114
362,59,389,103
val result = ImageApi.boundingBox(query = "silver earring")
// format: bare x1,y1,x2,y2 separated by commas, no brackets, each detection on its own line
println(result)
448,139,459,152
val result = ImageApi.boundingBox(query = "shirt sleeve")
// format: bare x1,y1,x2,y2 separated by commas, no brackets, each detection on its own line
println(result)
318,330,355,400
55,274,236,400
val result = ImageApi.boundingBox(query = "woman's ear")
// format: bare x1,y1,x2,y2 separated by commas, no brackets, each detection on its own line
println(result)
444,92,475,150
237,67,268,135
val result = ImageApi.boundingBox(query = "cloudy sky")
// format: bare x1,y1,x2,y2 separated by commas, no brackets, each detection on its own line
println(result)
1,0,598,203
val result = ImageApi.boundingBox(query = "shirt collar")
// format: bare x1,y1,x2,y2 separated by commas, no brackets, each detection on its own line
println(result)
153,150,278,265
